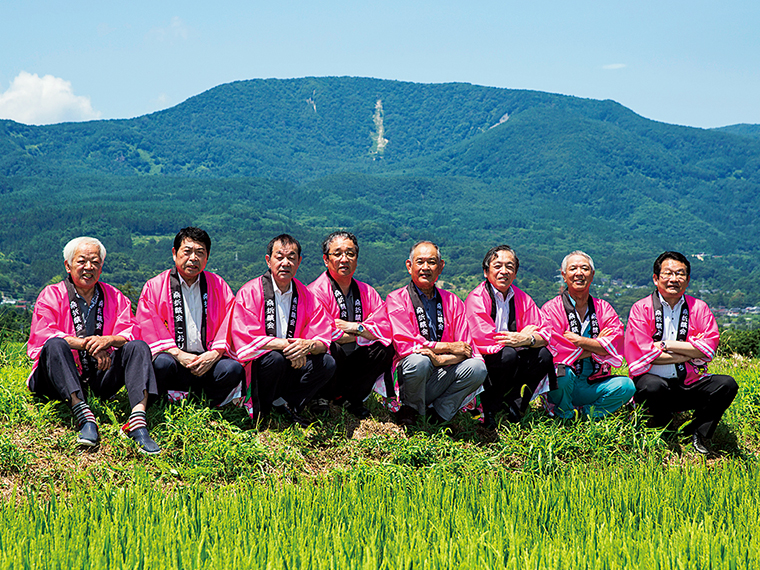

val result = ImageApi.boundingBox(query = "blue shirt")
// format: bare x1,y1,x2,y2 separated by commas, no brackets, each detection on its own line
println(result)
414,284,440,342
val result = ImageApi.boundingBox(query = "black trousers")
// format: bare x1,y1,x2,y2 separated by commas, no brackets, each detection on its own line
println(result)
153,353,244,407
318,341,394,405
633,372,738,439
29,337,158,409
251,351,336,415
481,346,554,414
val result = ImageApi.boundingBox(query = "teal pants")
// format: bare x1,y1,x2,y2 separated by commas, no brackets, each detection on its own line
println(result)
547,366,635,419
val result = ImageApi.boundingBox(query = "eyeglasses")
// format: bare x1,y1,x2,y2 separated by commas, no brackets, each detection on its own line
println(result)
659,270,688,280
328,250,357,260
491,263,516,272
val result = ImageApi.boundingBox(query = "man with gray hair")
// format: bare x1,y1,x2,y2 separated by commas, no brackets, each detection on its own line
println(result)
385,240,487,426
541,251,635,419
27,237,160,454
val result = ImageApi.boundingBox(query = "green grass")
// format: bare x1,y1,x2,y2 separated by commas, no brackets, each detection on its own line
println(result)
1,342,759,568
2,465,759,569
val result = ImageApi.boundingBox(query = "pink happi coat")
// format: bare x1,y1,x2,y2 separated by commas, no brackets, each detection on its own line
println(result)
26,280,136,385
136,269,235,356
464,282,551,356
541,294,624,369
228,276,334,364
385,284,482,373
307,271,392,347
624,294,719,385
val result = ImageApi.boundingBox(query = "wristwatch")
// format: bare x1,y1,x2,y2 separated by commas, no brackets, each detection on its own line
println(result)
356,323,365,334
529,334,536,347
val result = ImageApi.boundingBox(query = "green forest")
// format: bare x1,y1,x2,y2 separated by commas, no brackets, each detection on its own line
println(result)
1,76,759,322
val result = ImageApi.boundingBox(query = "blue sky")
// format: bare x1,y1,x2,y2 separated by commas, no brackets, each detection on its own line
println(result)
1,0,758,128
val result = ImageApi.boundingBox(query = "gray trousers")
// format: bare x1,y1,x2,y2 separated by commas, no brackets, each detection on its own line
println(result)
398,353,487,420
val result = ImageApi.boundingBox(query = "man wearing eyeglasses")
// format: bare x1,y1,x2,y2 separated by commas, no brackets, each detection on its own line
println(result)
307,231,394,418
465,245,554,428
624,251,737,455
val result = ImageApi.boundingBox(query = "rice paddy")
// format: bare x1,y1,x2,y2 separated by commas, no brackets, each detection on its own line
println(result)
1,342,759,568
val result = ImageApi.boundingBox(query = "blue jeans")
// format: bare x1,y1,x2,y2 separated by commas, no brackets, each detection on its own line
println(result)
547,365,635,419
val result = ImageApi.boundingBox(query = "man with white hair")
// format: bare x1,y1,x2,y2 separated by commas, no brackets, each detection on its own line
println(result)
386,240,487,426
27,237,160,454
541,251,635,419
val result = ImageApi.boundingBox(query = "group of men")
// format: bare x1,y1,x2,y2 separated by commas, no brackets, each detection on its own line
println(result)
27,228,738,456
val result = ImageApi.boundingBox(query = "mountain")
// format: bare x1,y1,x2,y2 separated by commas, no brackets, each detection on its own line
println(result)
713,124,760,139
1,77,759,316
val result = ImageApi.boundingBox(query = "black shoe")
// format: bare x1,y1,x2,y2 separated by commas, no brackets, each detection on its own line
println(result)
345,401,371,419
76,422,99,447
505,402,523,423
273,403,311,427
122,427,161,455
483,411,497,429
426,408,447,426
310,397,330,415
396,405,419,427
692,433,711,455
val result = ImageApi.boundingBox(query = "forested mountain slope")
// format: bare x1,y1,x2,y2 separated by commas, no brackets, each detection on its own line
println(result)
1,77,759,316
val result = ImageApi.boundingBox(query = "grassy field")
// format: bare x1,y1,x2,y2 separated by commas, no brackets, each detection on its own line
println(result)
1,342,759,568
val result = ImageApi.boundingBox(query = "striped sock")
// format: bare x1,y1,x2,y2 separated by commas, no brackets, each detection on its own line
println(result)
72,401,96,427
122,410,147,433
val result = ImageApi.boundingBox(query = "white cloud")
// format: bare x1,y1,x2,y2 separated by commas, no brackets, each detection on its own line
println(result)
0,71,101,125
148,17,189,42
602,63,627,70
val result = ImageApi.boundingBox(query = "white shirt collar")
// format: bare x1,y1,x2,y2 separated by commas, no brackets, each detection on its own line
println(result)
490,282,514,302
271,274,293,298
657,291,684,313
179,273,200,290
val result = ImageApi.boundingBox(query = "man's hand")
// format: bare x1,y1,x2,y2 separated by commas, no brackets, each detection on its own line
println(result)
562,331,584,346
82,335,112,355
494,331,532,347
335,319,356,334
415,347,445,367
93,350,111,371
563,327,612,346
433,341,472,358
334,319,357,344
82,334,126,355
187,350,223,377
562,327,613,356
83,335,126,370
282,338,313,363
657,333,708,361
171,349,199,369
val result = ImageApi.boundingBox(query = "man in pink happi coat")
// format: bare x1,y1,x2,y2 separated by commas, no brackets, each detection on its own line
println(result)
624,251,737,454
541,251,634,419
136,227,244,407
465,245,554,428
308,231,394,419
27,237,159,454
386,240,487,426
229,234,336,425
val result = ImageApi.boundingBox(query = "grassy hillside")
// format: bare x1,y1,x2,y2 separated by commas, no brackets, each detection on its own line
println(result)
1,342,759,490
1,342,760,567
